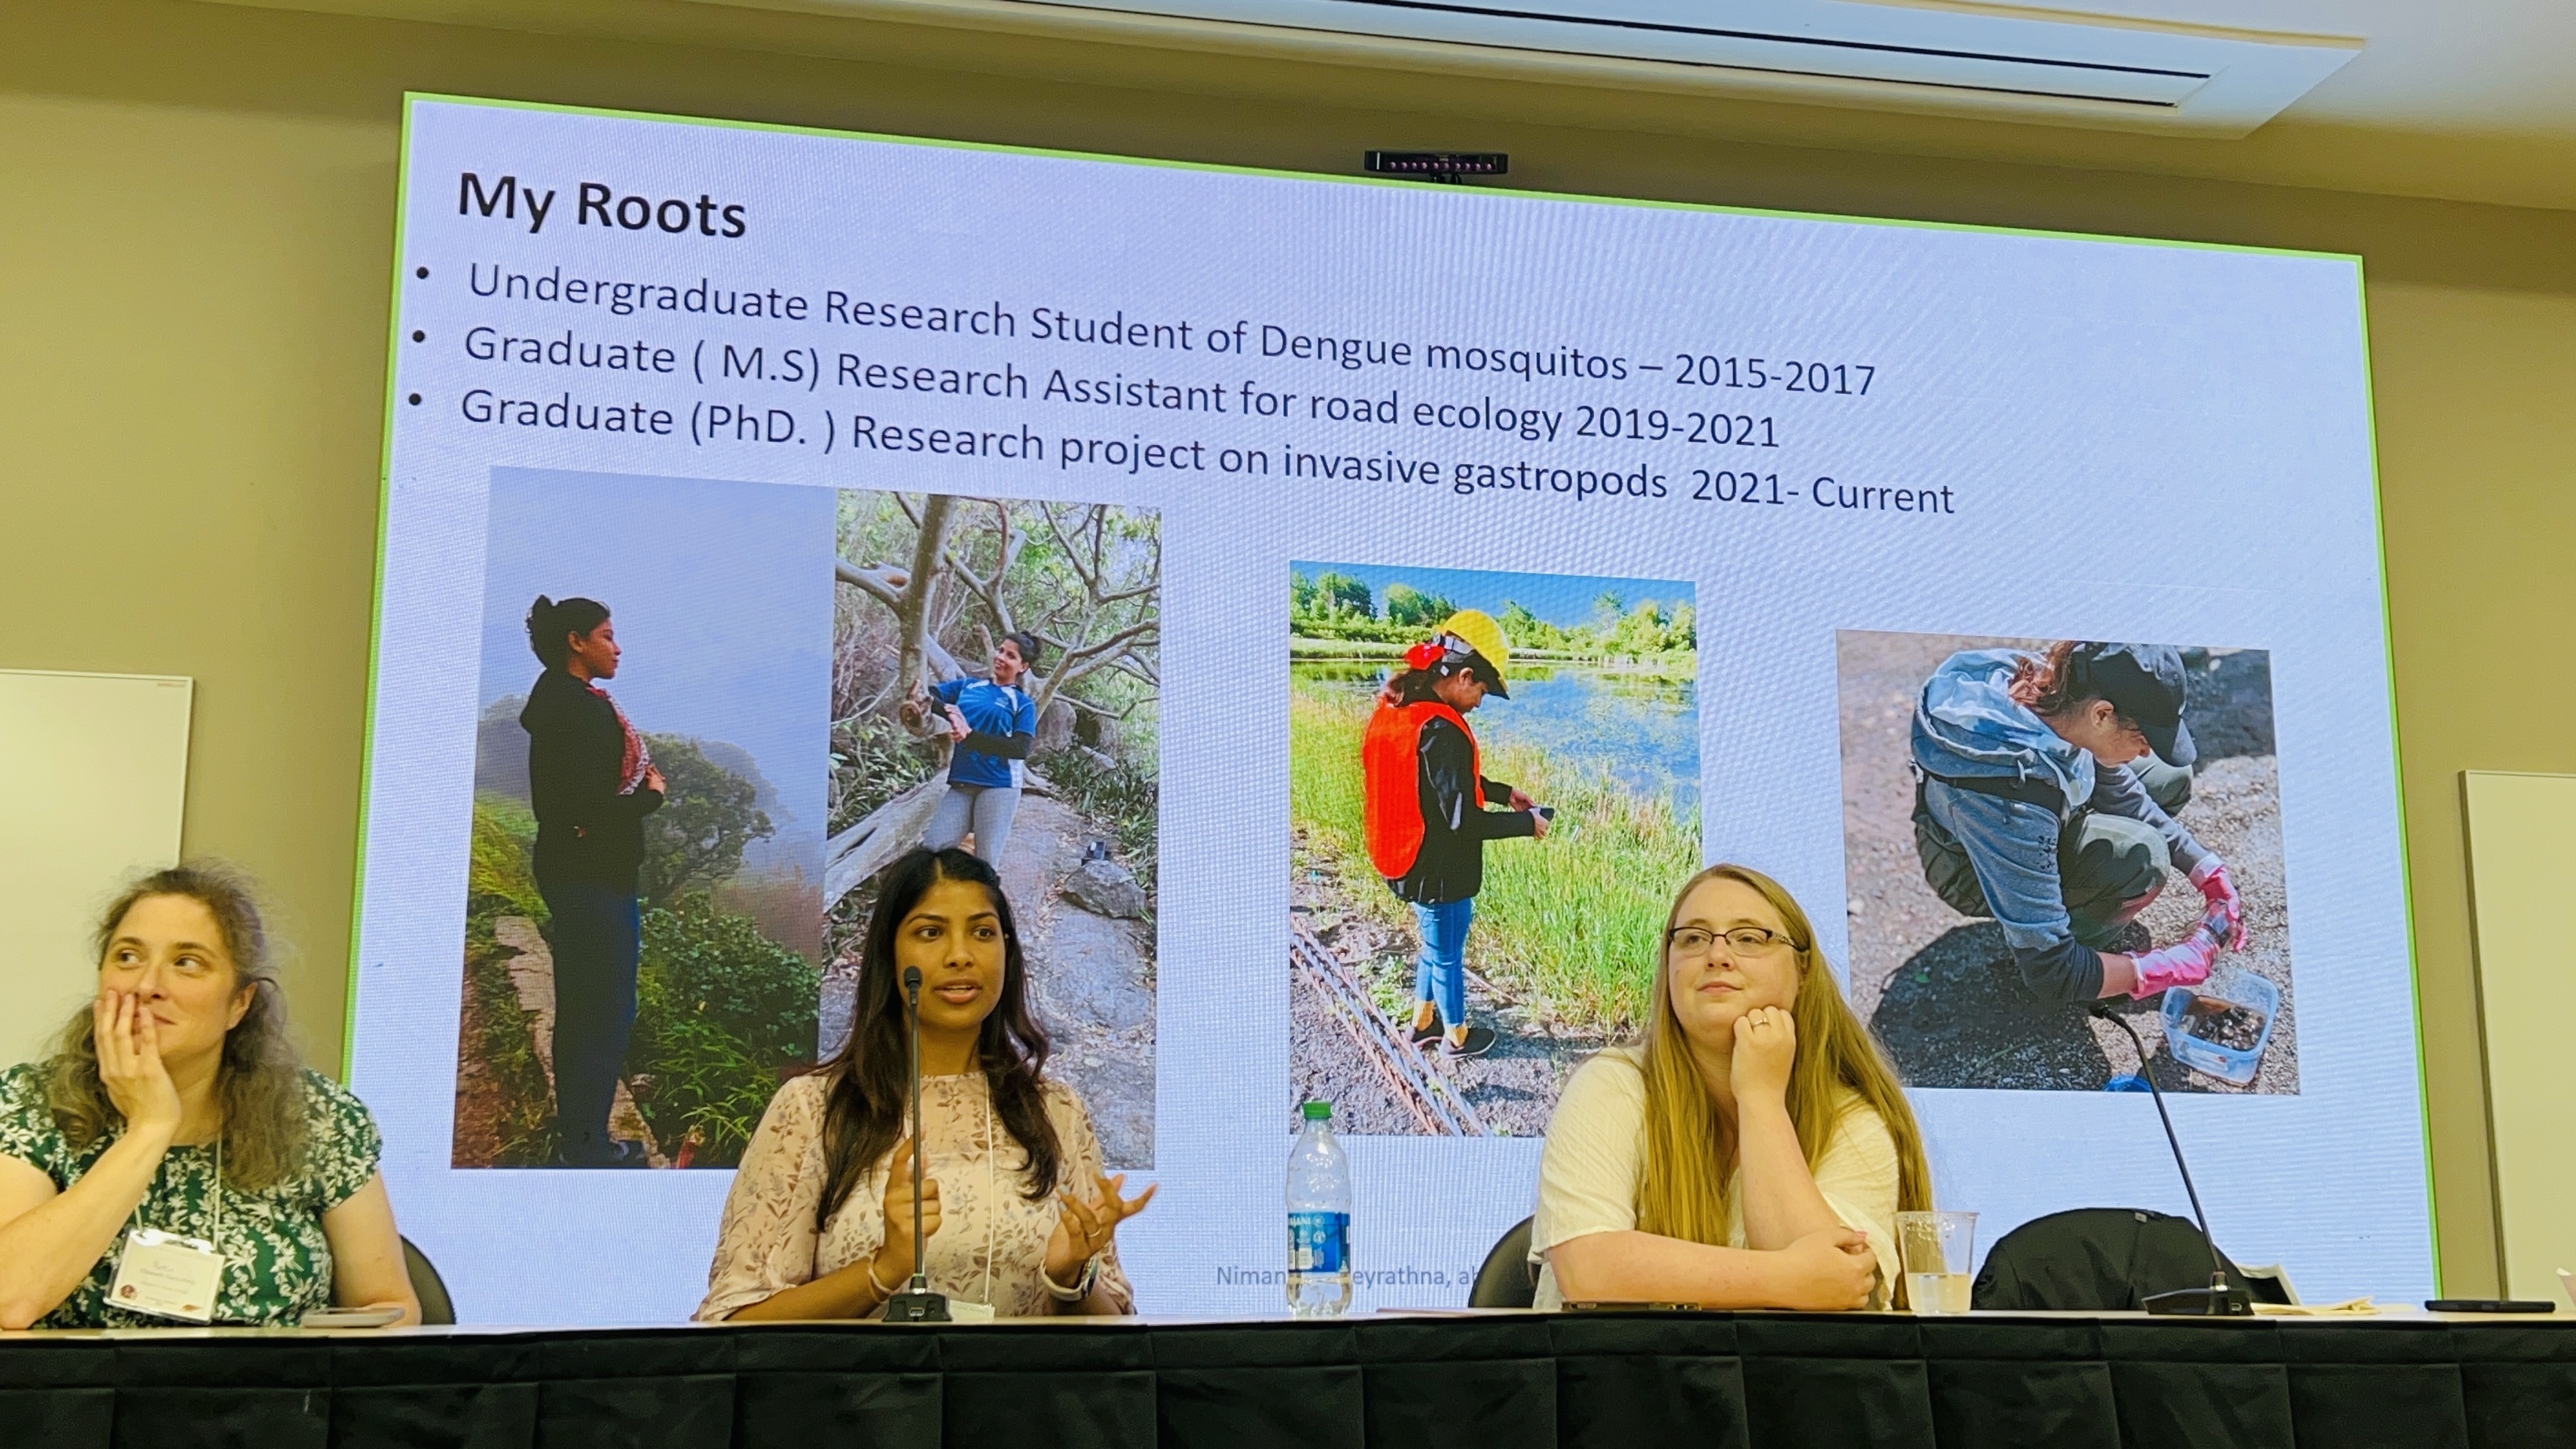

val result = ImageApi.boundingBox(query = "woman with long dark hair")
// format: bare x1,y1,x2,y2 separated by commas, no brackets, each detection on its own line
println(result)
697,848,1151,1319
915,631,1044,867
1361,609,1549,1059
520,595,667,1167
0,864,418,1328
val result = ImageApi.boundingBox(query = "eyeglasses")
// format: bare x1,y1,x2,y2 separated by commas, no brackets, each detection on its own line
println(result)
1665,926,1798,959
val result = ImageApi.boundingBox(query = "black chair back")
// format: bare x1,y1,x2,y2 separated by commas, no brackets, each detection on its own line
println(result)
403,1236,456,1326
1469,1216,1537,1309
1972,1208,2257,1311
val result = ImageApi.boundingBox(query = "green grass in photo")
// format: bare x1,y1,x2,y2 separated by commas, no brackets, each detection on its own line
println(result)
461,795,560,1166
458,793,818,1168
1289,686,1698,1032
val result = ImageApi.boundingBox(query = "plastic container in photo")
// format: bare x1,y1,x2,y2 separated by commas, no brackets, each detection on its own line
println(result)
2161,967,2280,1087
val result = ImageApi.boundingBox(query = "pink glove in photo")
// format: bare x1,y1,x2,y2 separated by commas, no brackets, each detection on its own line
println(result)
2128,931,2218,999
2189,859,2247,950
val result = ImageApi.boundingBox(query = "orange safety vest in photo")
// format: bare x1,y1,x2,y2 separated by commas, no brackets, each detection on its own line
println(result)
1363,700,1483,880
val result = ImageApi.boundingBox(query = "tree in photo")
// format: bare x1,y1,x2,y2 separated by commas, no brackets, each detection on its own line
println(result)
454,719,817,1171
822,491,1165,1169
825,494,1161,910
638,734,776,909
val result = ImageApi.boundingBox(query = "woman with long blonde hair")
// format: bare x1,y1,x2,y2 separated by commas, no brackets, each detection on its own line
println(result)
1531,864,1933,1309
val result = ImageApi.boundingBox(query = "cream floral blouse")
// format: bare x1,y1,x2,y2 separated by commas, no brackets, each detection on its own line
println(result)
696,1071,1135,1320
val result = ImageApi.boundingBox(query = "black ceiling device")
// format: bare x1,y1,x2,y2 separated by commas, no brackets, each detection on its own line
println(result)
1364,151,1508,184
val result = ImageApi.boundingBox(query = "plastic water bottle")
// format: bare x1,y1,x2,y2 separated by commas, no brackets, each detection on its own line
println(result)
1285,1101,1352,1317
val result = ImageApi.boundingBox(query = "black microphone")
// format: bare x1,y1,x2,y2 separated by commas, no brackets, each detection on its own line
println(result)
2092,1004,2253,1317
883,964,950,1323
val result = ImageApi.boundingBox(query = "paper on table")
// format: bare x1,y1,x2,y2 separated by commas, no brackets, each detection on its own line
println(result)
2252,1297,2386,1317
2558,1268,2573,1310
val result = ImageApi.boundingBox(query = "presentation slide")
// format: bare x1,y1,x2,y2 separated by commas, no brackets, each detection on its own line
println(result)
354,94,2428,1323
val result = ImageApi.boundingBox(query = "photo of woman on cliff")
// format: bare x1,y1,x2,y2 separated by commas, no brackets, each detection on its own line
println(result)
454,468,834,1172
520,595,668,1167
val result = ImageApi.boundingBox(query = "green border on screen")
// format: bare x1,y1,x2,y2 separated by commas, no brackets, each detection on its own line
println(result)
359,95,2422,1282
2348,272,2441,1292
345,100,424,1080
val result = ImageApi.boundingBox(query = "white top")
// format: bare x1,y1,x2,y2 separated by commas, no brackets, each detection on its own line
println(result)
1529,1046,1903,1308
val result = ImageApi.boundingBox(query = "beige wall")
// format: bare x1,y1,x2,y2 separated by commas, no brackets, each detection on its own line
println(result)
5,0,2570,1294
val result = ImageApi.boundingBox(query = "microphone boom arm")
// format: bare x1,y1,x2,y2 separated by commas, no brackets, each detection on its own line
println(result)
2093,1005,2255,1317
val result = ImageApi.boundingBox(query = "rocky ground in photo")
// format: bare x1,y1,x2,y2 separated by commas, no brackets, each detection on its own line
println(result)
1838,632,2298,1095
1001,793,1157,1169
450,961,509,1168
1288,844,1604,1137
457,916,665,1164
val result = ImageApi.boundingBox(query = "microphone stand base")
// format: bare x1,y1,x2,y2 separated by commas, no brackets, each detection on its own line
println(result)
883,1289,952,1322
2143,1287,2256,1317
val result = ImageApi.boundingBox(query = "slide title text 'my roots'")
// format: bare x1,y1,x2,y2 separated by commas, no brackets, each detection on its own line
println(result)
458,173,747,237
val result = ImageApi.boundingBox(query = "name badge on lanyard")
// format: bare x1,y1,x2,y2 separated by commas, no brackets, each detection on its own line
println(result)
111,1227,225,1324
110,1140,230,1324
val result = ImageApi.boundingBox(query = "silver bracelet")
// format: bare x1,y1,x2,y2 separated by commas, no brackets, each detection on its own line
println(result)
1042,1254,1101,1303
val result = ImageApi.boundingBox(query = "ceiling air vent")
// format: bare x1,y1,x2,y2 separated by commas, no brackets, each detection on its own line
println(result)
1005,0,2362,135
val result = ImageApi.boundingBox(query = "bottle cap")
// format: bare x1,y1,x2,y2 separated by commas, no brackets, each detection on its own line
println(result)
1301,1101,1331,1121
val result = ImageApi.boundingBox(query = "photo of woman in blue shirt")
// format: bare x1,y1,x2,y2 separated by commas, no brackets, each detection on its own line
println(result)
919,632,1044,866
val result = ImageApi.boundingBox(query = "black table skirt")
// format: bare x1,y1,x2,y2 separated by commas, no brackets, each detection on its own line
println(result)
4,1312,2572,1449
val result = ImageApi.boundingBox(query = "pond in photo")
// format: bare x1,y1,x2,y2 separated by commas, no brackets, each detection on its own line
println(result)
1289,661,1699,819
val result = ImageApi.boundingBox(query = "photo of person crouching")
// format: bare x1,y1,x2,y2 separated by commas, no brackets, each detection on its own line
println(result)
1361,610,1551,1059
1910,641,2249,1005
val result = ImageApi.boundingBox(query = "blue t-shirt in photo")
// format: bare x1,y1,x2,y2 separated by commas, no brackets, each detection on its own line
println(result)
935,676,1038,788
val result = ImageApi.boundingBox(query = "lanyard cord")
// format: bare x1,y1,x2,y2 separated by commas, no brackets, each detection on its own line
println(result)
982,1088,996,1310
904,1083,999,1308
119,1134,228,1321
86,1110,240,1333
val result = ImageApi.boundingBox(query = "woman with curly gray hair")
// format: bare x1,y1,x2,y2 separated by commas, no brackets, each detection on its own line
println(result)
0,864,417,1328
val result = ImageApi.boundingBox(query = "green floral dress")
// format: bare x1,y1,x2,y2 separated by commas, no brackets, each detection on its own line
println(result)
0,1062,384,1328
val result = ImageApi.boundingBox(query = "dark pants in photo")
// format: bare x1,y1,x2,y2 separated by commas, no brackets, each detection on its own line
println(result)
1915,759,2194,948
542,880,643,1164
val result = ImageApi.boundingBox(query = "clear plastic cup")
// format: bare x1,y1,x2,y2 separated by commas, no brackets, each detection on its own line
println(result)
1896,1210,1978,1314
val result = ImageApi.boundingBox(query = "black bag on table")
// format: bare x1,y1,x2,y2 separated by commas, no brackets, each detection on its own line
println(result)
1972,1208,2262,1311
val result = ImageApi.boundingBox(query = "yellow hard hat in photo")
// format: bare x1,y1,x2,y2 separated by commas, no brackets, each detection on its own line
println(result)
1435,609,1511,695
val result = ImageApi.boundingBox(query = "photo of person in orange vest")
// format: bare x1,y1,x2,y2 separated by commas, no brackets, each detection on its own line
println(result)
1363,610,1552,1059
